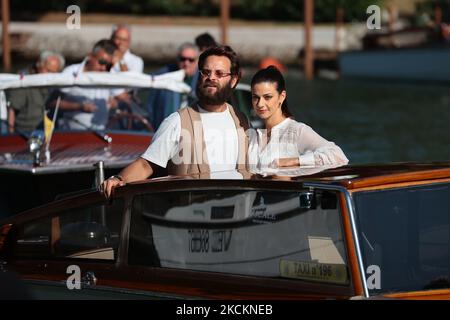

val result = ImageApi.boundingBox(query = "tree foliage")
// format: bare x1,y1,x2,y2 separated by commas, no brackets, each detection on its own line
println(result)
11,0,383,23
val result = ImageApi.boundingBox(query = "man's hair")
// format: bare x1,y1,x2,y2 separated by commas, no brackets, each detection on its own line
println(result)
92,39,118,56
111,24,131,38
37,50,65,71
198,45,241,80
195,33,217,51
177,42,199,56
112,24,131,33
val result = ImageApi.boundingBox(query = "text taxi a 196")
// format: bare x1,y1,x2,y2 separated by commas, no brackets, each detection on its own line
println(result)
1,162,450,299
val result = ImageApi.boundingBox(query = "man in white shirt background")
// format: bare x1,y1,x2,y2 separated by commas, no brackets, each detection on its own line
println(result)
110,24,144,73
55,39,122,130
109,24,146,129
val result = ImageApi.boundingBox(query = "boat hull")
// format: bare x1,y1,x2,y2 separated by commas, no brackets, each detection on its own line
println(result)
339,47,450,82
0,130,151,217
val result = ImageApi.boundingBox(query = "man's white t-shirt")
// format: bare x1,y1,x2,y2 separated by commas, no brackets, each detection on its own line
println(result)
141,105,239,174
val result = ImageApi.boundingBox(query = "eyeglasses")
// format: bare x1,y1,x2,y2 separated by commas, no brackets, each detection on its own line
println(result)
178,56,196,63
97,58,113,71
199,69,232,78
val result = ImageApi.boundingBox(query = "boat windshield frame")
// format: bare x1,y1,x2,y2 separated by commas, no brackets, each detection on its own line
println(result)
353,181,450,296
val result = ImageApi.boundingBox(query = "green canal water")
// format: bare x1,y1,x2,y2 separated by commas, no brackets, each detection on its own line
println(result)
267,72,450,165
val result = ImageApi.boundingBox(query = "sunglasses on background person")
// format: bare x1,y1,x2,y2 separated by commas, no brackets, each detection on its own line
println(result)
98,58,113,71
178,56,197,63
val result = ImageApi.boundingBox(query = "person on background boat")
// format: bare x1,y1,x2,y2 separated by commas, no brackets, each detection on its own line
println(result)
110,24,144,73
6,51,65,133
146,42,200,130
109,24,147,129
195,32,217,53
101,45,249,198
248,65,348,172
55,39,125,130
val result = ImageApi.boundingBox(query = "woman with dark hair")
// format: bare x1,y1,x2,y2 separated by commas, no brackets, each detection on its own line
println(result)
248,66,348,171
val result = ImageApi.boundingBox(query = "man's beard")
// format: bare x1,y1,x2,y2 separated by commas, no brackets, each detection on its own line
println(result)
196,79,234,106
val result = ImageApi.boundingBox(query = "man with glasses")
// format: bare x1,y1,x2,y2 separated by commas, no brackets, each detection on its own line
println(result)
146,42,200,129
56,39,121,130
102,45,250,198
6,51,65,133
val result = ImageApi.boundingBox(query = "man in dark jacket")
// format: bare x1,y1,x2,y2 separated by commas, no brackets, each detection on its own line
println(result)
146,42,199,130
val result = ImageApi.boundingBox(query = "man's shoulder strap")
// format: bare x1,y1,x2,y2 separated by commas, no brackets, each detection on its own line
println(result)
178,104,199,116
178,105,200,124
227,103,250,130
176,104,209,173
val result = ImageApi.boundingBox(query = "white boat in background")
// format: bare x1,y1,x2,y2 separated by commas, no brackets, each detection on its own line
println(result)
339,26,450,82
0,70,191,92
0,70,190,217
151,190,346,279
339,46,450,82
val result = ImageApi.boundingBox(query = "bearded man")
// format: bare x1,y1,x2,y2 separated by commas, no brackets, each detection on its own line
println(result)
101,45,250,198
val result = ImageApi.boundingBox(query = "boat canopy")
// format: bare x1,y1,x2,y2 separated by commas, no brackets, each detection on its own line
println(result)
0,70,191,93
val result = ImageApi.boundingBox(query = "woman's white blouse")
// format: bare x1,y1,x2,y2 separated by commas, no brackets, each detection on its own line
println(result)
248,118,349,171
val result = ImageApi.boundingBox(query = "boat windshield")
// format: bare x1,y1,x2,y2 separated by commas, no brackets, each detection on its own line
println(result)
129,188,350,286
353,182,450,295
0,77,254,135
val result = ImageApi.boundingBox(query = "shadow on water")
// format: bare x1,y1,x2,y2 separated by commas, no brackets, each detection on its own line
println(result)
278,72,450,165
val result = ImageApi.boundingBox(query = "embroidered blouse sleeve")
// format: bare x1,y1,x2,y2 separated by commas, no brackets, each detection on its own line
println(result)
296,123,349,166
